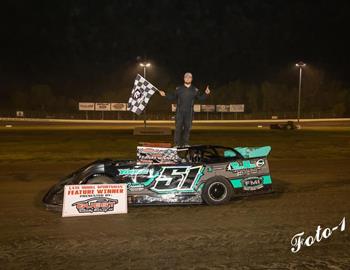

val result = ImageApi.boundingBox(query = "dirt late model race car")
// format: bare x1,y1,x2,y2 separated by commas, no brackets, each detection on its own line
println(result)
43,144,273,208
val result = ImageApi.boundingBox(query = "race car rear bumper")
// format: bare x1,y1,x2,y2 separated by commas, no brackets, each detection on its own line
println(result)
230,175,273,195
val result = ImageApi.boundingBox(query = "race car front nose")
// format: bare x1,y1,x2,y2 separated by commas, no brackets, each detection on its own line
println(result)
43,184,64,207
42,176,75,207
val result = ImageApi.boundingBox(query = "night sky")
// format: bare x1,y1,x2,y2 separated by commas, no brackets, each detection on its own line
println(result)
1,0,350,104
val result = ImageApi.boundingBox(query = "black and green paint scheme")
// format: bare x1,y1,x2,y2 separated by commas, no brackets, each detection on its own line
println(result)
43,145,273,207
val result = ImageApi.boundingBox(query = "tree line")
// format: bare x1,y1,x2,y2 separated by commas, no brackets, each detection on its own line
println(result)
8,68,349,117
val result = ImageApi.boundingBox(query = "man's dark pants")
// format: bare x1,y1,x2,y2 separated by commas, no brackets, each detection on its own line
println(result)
174,110,193,146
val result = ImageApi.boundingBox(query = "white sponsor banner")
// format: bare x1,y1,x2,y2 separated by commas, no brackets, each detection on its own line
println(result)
229,104,245,112
16,111,24,117
193,104,201,112
62,184,127,217
79,102,95,111
171,104,208,112
201,105,215,112
95,103,111,111
111,103,127,111
216,105,230,112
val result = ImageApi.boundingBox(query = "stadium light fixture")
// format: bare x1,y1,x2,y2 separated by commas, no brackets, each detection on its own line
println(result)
295,62,306,68
139,62,151,77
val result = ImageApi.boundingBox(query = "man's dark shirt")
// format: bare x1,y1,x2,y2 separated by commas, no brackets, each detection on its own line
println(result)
166,84,207,112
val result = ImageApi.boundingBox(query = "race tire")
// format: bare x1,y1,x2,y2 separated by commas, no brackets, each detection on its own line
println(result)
202,176,232,205
86,175,114,184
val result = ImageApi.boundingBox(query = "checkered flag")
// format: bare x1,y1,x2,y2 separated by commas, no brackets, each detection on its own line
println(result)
127,74,158,115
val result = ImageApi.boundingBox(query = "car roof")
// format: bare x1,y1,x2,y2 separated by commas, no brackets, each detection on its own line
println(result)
178,145,234,150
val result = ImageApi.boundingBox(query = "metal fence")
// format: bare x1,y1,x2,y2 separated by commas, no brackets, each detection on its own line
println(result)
0,110,343,121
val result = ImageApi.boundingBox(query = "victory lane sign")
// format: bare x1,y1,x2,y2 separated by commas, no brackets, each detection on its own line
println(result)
62,184,127,217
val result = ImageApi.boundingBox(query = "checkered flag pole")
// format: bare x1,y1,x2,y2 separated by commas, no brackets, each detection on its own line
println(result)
127,74,159,115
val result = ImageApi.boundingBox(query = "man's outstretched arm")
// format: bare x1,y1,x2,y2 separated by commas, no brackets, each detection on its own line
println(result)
159,88,177,101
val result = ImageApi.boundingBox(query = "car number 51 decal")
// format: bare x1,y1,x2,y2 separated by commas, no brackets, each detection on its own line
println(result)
151,166,203,192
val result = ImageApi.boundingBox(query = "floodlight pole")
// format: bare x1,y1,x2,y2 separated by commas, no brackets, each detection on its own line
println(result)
296,62,306,123
297,68,302,123
143,66,146,78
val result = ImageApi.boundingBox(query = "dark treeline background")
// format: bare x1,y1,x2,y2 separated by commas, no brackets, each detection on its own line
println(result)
1,0,350,117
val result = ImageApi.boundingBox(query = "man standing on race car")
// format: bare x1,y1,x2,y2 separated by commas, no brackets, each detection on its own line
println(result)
159,72,211,147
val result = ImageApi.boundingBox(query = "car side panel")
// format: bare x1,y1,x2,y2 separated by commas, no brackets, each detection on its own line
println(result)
109,163,204,205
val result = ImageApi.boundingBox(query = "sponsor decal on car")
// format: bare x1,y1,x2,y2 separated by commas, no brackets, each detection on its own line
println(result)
235,168,259,176
226,159,266,177
137,147,180,164
127,183,146,191
242,177,264,191
226,160,256,171
118,168,150,175
256,159,265,167
227,159,266,171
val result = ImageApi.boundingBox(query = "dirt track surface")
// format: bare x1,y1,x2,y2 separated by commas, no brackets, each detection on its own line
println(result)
0,128,350,269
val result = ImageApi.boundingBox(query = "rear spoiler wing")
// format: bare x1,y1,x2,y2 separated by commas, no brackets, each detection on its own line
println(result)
233,146,271,159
